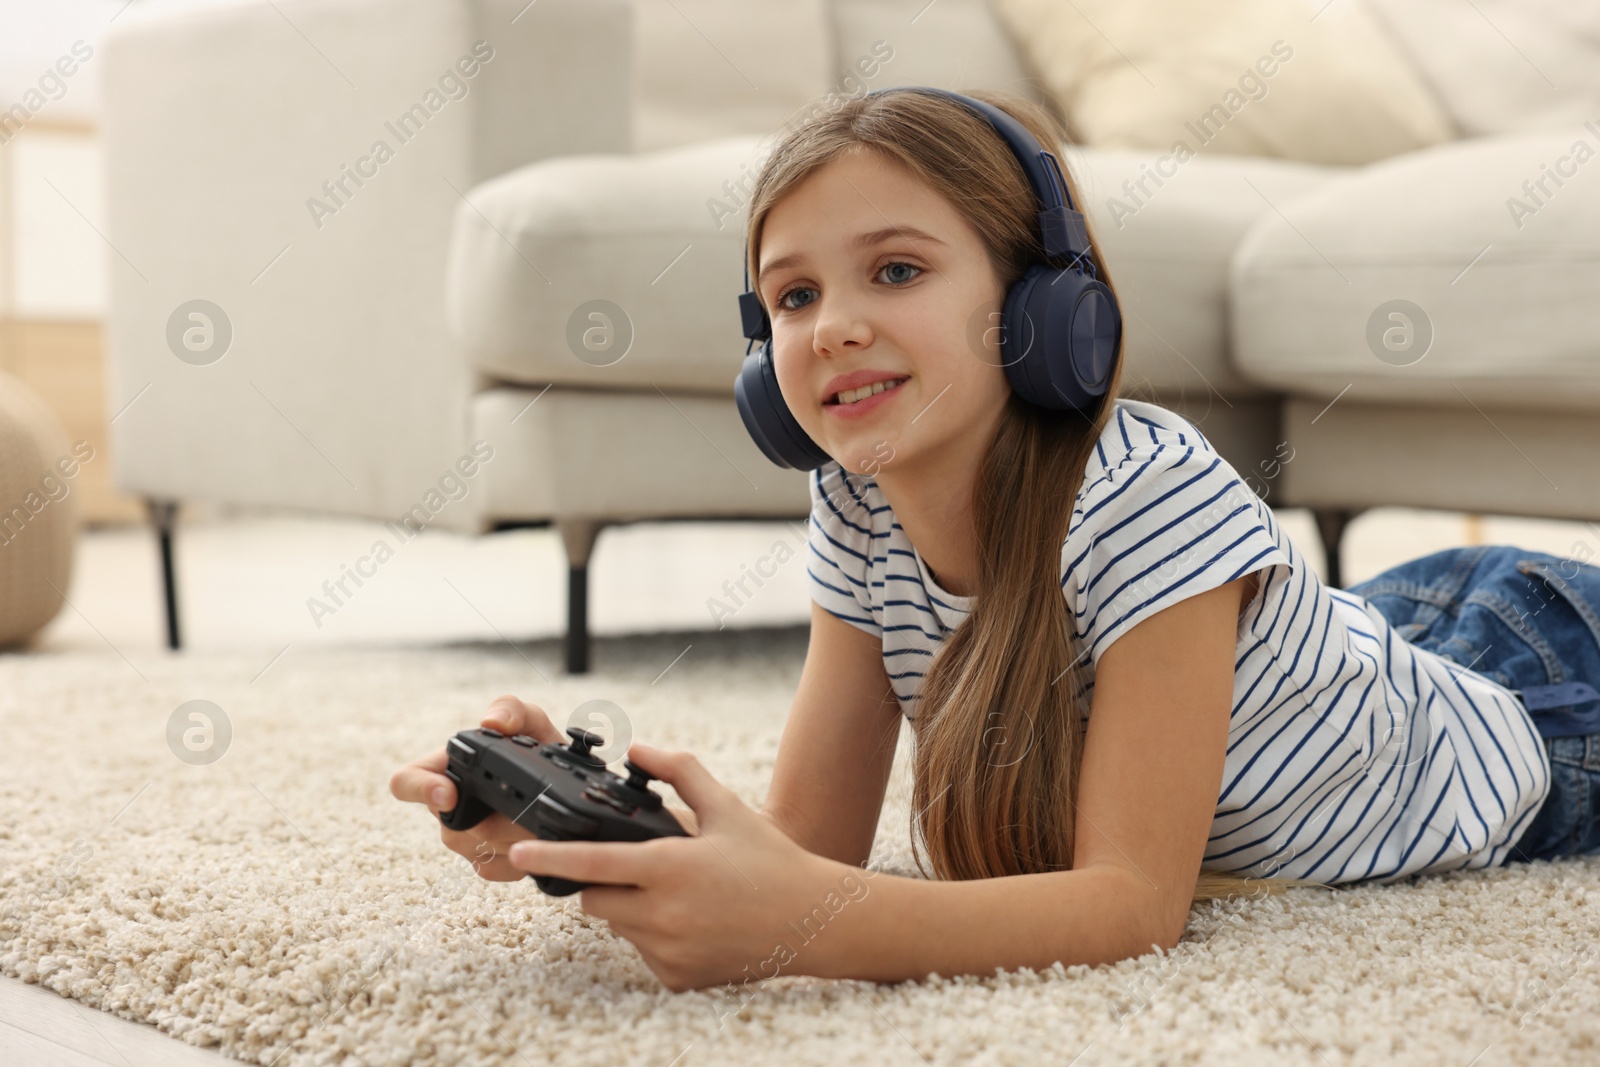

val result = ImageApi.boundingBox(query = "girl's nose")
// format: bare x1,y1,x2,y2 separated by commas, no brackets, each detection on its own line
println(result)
813,298,874,355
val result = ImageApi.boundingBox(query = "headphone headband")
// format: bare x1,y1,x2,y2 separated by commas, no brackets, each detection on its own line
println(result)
870,87,1090,262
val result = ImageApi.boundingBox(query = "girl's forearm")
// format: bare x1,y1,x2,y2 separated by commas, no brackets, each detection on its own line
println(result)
801,862,1168,983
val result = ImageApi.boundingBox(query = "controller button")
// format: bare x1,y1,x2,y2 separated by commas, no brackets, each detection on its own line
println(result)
584,786,635,815
447,737,477,761
533,794,599,836
549,754,574,771
511,734,535,747
480,727,505,739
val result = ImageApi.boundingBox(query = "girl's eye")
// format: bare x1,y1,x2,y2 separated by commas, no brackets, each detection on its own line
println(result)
772,261,924,313
878,261,922,285
776,284,816,312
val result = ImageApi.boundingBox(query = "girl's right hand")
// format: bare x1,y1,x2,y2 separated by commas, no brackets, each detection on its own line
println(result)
388,695,566,881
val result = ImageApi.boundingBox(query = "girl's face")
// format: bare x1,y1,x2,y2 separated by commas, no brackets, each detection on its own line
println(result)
755,146,1012,479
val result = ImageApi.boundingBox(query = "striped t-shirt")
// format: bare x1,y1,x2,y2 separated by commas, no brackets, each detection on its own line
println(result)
806,397,1551,884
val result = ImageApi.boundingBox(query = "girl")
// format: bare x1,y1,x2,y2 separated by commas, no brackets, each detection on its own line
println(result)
391,88,1600,992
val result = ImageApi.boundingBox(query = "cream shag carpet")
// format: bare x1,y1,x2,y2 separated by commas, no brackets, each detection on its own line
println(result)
2,627,1599,1067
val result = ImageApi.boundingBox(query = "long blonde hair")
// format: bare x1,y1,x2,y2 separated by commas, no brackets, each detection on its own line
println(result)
745,88,1334,905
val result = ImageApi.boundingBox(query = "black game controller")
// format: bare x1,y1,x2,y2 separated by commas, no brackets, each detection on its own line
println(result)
436,726,687,896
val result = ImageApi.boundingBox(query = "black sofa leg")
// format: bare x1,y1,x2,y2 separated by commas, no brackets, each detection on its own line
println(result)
557,519,604,675
1312,507,1361,590
147,498,181,650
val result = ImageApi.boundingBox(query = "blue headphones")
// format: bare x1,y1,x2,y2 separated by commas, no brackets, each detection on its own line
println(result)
732,86,1122,471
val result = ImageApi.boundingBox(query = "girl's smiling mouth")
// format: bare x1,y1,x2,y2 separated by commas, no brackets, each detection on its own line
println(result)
823,375,909,418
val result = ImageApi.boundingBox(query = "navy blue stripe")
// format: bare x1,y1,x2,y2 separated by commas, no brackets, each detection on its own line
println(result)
1217,648,1370,821
813,471,873,537
1065,447,1204,577
810,516,871,566
1087,524,1275,660
806,550,870,591
1206,747,1363,861
816,603,877,630
1422,655,1504,833
1074,453,1228,605
1073,482,1246,619
885,622,946,642
1128,410,1189,448
884,598,940,619
808,543,867,590
1351,723,1437,882
1064,447,1174,560
1085,517,1267,633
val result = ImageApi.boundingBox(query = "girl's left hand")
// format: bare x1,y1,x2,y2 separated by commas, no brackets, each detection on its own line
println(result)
507,742,848,992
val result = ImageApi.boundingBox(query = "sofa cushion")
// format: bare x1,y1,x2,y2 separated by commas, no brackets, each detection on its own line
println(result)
1231,127,1600,414
472,385,808,522
1363,0,1600,139
448,134,1347,397
633,0,833,153
990,0,1457,165
447,134,772,393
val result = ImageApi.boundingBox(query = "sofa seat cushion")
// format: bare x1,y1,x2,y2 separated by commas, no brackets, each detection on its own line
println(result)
1231,127,1600,414
450,132,1348,401
471,385,808,523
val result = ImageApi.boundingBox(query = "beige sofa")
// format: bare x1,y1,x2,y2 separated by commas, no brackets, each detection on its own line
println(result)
101,0,1600,671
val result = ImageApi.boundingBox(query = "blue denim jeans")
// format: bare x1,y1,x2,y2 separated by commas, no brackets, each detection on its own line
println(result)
1344,543,1600,865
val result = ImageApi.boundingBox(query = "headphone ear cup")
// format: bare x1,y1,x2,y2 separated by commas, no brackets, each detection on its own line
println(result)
1069,279,1121,402
1000,264,1121,411
734,340,831,471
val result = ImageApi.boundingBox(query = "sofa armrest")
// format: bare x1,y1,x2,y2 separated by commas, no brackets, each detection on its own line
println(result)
101,0,631,529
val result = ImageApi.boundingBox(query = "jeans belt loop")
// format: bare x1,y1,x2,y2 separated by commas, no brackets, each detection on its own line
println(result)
1513,682,1600,739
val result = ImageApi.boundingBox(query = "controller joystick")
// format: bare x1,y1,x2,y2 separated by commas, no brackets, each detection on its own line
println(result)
617,760,664,809
564,727,607,766
623,760,655,791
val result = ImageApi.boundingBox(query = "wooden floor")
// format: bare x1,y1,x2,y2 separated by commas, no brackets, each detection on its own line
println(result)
0,975,233,1066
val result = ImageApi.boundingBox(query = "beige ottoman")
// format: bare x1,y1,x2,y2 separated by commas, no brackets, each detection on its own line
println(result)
0,370,80,648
